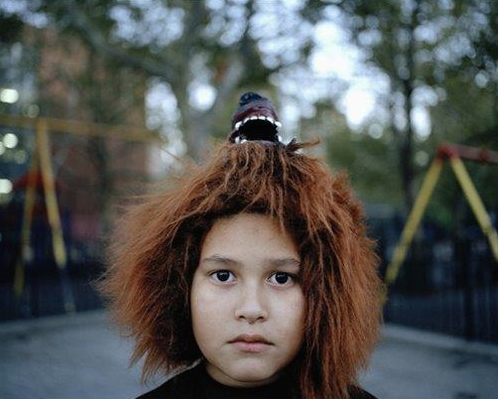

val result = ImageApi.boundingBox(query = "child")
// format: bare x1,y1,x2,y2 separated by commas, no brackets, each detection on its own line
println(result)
97,93,384,399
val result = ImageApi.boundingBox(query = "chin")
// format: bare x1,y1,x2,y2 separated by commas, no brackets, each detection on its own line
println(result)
228,359,278,382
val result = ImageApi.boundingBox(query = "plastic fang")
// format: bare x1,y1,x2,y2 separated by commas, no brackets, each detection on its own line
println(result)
234,132,283,145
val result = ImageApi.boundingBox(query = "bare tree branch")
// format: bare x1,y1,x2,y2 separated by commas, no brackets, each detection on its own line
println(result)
62,1,177,83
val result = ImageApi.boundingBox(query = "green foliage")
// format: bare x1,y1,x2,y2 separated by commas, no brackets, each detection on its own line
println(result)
325,0,498,222
301,103,403,206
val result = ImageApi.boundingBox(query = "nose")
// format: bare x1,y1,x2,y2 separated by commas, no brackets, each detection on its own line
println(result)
234,283,268,324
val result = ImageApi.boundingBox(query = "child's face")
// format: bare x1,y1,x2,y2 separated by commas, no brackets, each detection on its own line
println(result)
191,213,305,388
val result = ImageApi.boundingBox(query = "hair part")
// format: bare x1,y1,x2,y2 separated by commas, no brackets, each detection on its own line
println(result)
95,139,384,399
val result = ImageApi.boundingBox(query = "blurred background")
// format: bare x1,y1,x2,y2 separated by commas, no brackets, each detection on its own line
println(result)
0,1,497,398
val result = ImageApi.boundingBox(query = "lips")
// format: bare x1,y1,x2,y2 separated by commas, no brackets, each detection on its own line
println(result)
229,334,273,354
229,334,272,344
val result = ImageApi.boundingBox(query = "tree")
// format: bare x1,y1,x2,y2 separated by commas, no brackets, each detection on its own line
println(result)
21,0,328,161
336,0,497,213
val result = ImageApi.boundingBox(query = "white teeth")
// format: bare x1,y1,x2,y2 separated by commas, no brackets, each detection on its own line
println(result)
235,115,282,131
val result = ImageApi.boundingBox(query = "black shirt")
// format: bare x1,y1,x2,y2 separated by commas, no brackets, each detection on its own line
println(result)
134,361,378,399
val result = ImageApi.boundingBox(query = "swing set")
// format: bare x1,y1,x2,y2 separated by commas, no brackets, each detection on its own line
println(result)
385,142,498,287
0,114,163,314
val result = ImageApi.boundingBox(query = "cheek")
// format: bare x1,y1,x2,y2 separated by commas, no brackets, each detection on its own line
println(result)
190,277,230,342
272,290,306,344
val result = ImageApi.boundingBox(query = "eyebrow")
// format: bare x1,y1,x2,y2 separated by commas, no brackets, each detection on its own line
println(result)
200,254,301,269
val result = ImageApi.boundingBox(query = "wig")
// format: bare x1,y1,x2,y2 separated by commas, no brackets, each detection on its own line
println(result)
96,95,384,399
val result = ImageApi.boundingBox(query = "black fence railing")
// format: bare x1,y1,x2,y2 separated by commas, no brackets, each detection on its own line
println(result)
1,203,497,345
0,197,105,320
369,208,498,345
0,259,104,320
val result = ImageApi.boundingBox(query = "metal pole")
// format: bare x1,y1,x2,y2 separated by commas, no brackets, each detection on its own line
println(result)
36,121,76,313
385,157,444,285
449,156,498,263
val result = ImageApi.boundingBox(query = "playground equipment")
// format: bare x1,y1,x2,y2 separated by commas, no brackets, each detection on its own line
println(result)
386,142,498,286
0,114,162,313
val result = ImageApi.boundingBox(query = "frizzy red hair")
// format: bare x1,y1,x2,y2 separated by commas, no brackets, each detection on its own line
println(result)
95,138,384,399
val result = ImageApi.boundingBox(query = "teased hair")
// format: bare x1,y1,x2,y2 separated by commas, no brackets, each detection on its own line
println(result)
95,139,384,399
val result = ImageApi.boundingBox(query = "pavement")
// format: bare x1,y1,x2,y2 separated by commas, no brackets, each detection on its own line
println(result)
1,310,498,399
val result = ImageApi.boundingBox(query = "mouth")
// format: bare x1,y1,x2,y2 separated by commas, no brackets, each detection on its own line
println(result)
230,341,272,353
228,334,273,353
229,334,273,344
235,113,281,135
232,112,282,144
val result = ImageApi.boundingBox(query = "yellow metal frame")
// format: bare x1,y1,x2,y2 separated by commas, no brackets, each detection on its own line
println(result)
0,114,161,142
385,151,498,287
37,121,68,270
14,145,37,297
449,157,498,260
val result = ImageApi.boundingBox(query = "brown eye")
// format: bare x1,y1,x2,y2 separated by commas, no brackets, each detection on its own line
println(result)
210,270,234,283
269,272,294,285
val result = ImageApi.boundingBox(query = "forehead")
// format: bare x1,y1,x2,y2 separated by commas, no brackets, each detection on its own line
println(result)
200,213,300,263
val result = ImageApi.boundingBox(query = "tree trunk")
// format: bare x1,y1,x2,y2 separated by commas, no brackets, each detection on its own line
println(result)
399,0,421,213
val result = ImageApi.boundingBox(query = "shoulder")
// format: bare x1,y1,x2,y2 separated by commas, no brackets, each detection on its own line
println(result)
133,365,201,399
349,385,379,399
